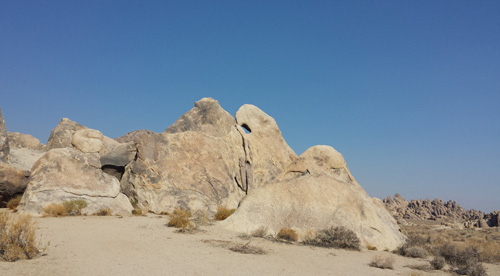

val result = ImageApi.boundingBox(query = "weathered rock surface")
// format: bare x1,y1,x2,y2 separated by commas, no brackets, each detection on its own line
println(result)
114,129,155,143
72,129,104,153
0,107,9,162
47,118,86,150
235,104,297,188
222,145,405,251
121,98,296,213
0,162,30,207
383,194,499,227
18,148,133,216
7,132,46,150
8,148,46,171
100,142,136,180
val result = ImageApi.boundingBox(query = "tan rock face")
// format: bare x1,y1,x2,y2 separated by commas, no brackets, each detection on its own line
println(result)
47,118,86,150
18,148,133,216
121,98,296,213
0,107,9,162
72,129,104,153
7,132,46,150
221,145,406,251
0,162,30,207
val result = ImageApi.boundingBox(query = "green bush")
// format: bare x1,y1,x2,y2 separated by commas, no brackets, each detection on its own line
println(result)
63,199,87,216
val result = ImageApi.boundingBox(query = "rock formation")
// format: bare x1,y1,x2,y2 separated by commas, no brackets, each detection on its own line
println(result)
0,107,9,162
47,118,86,150
17,148,133,216
114,129,155,143
383,194,498,228
120,98,296,213
7,132,46,150
0,162,30,207
221,145,405,251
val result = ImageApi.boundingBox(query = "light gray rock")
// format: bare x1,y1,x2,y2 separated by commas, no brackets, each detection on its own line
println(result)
0,107,9,162
221,145,406,251
7,132,46,150
72,129,104,153
47,118,86,150
18,148,133,216
8,148,46,171
114,129,155,143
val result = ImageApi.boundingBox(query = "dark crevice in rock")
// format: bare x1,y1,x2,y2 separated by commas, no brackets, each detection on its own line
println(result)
101,165,125,181
241,124,251,134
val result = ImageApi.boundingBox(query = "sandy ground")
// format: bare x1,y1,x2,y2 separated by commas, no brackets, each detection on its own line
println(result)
1,210,499,276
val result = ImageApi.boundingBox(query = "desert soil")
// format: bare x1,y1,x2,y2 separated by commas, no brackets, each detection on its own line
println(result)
1,209,499,276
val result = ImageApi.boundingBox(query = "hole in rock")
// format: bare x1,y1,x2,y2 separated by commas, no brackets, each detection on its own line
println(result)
241,124,251,134
101,165,125,181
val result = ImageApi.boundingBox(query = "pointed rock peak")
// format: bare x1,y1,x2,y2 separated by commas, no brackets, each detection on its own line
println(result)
235,104,279,134
164,97,236,137
47,118,87,150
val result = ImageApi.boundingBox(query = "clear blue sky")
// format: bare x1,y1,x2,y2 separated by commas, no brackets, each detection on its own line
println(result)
1,1,499,212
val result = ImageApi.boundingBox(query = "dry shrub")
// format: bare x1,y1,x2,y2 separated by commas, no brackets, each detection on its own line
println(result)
403,246,428,258
304,226,360,250
167,208,193,231
93,208,112,216
251,226,268,238
367,244,378,251
467,239,500,263
229,241,266,255
42,203,68,217
132,208,142,216
277,228,298,242
369,255,395,269
6,195,22,210
0,213,39,261
63,199,87,216
438,244,487,276
395,233,431,257
213,206,236,221
430,255,445,270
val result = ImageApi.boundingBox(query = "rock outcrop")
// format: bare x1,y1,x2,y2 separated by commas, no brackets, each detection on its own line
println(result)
120,98,296,213
114,129,155,143
18,148,133,216
47,118,86,150
221,145,405,251
0,107,9,162
7,132,46,150
0,162,30,207
383,194,498,227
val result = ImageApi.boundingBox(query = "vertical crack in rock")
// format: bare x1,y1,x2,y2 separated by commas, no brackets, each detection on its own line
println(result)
236,126,253,194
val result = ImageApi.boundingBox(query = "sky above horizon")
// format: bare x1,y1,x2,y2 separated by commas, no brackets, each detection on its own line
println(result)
1,1,499,212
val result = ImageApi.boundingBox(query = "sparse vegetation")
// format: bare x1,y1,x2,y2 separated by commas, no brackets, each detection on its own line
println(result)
0,213,40,262
229,241,266,255
42,203,68,217
437,244,487,275
277,228,298,242
132,208,142,216
93,208,112,216
430,255,445,270
167,208,193,232
6,195,22,210
304,226,361,251
63,199,87,216
369,255,395,269
213,206,236,221
251,226,268,238
367,244,377,251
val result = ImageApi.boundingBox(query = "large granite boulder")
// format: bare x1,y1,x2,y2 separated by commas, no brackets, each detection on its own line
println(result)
221,145,405,251
0,162,30,207
7,132,46,150
47,118,86,150
0,107,9,162
115,129,155,143
72,129,104,153
235,105,297,188
121,98,296,213
18,148,133,216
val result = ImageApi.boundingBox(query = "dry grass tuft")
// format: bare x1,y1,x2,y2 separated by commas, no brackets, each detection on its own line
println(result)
277,228,298,242
229,241,266,255
369,255,395,269
251,226,268,238
0,213,40,261
93,208,112,216
6,195,23,210
167,208,193,232
63,199,87,216
213,206,236,221
367,244,378,251
132,208,142,216
42,203,68,217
